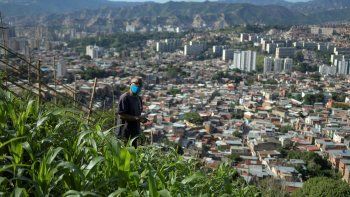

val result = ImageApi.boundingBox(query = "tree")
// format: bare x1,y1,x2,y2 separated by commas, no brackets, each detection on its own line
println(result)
258,178,289,197
287,151,338,179
280,125,293,133
184,112,203,125
292,177,350,197
295,51,304,63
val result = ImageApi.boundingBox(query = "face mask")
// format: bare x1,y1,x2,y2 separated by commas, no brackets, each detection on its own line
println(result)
130,84,141,95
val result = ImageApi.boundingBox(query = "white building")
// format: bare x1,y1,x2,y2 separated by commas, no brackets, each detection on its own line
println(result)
233,50,256,72
86,45,100,59
319,64,337,76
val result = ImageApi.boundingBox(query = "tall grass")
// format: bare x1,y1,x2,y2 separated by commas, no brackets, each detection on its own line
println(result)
0,88,260,196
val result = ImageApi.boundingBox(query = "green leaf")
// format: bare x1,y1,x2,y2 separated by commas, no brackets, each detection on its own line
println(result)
158,189,171,197
10,187,28,197
47,147,63,164
84,156,104,176
22,142,34,161
63,190,99,197
108,188,127,197
181,173,204,184
148,167,159,197
0,136,26,149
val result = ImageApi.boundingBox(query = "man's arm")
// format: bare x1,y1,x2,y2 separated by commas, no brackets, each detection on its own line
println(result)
119,113,140,122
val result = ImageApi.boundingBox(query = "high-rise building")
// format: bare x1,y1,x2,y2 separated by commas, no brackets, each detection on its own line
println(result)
284,58,293,72
213,45,229,56
276,47,295,58
222,49,234,61
233,51,241,69
337,57,350,75
274,58,284,73
56,61,67,78
319,64,337,76
266,43,276,54
240,33,249,42
233,50,256,72
263,57,273,74
184,41,206,56
156,39,182,53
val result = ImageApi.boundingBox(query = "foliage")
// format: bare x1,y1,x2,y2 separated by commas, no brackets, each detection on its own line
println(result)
68,31,184,52
261,79,278,85
233,131,243,138
229,153,243,163
332,102,350,110
257,177,289,197
292,177,350,197
332,93,347,102
279,125,293,133
0,88,260,196
212,71,243,84
294,63,318,73
286,151,339,179
303,93,324,105
81,67,115,80
168,88,181,96
256,54,264,73
183,112,203,125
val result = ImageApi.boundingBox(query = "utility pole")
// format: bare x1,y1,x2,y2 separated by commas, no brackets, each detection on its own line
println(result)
37,60,41,105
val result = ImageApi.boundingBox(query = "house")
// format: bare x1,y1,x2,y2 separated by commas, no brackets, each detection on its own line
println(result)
327,150,350,169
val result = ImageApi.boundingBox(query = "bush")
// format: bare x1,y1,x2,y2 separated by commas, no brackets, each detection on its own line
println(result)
183,112,203,125
292,177,350,197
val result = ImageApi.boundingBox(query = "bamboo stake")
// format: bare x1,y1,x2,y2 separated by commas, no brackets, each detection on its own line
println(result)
37,60,41,105
53,57,57,104
87,78,97,121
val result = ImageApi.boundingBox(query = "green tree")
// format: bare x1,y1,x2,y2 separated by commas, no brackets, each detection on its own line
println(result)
184,112,203,125
292,177,350,197
280,125,293,133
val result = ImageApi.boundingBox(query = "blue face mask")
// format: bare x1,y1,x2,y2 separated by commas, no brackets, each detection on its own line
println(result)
130,84,141,95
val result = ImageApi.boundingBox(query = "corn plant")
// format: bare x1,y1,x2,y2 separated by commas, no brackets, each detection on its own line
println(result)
0,88,261,196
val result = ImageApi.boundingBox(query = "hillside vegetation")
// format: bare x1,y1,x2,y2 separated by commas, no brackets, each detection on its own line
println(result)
0,88,259,196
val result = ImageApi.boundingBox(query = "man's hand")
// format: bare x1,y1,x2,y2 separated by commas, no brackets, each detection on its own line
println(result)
139,115,148,123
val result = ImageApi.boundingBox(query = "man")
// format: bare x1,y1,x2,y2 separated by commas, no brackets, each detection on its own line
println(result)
117,77,147,147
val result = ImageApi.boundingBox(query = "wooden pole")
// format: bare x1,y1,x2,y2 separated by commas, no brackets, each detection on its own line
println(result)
53,57,57,104
37,60,41,105
0,12,8,87
74,74,77,107
87,78,97,120
28,55,31,84
112,77,116,128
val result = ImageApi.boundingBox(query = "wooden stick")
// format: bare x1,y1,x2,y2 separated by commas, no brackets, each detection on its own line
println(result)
53,57,57,104
87,78,97,121
37,60,41,105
